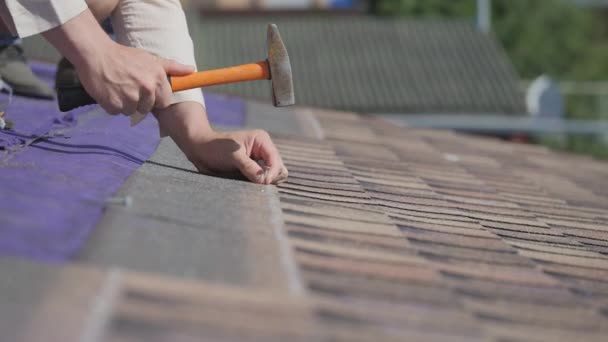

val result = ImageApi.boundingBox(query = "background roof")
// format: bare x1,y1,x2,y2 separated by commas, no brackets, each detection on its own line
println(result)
191,14,526,114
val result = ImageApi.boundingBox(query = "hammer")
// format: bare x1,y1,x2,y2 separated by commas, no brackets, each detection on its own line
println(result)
56,24,294,112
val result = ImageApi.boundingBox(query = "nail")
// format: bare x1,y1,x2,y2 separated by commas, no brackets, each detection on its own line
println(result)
263,166,270,183
256,159,270,184
105,195,133,207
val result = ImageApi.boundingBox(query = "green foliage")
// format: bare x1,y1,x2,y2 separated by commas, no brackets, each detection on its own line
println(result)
491,1,608,81
376,0,608,80
375,0,608,159
376,0,474,18
539,134,608,159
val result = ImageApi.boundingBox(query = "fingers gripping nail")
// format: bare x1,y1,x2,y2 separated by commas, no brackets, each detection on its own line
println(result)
234,152,264,183
259,147,281,184
257,160,270,184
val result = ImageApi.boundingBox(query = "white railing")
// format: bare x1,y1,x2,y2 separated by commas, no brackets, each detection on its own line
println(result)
520,80,608,119
379,114,608,134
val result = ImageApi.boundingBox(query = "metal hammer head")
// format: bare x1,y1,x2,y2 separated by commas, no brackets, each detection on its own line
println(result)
267,24,295,107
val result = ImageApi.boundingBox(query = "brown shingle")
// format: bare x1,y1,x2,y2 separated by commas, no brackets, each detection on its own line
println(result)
286,224,412,253
270,105,608,340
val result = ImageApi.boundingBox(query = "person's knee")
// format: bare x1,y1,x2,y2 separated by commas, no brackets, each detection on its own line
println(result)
86,0,120,22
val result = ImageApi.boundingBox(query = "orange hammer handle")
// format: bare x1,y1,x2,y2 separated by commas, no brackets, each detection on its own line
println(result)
170,60,270,92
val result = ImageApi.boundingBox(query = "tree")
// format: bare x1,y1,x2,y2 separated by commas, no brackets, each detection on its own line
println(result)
376,0,608,82
375,0,608,158
375,0,474,18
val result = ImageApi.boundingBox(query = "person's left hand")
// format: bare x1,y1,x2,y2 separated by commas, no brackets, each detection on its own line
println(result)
188,129,288,184
153,102,287,184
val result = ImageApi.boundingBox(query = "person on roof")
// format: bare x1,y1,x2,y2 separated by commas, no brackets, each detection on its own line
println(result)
0,0,287,184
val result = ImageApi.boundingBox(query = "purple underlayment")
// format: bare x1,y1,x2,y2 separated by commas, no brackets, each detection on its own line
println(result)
204,93,246,127
0,62,245,261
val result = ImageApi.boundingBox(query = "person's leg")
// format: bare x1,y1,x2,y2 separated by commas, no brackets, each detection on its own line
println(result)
0,17,17,45
0,33,18,46
0,1,55,99
0,33,53,99
0,9,19,53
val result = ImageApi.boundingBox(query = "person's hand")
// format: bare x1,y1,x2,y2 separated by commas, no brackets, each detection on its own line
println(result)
153,101,288,185
76,43,194,116
42,9,194,115
187,129,288,185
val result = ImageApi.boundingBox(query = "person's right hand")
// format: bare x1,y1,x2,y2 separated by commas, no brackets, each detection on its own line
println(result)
76,43,194,116
42,9,194,116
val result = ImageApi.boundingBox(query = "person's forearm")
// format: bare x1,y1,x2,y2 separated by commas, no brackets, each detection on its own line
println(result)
153,102,214,153
153,101,287,184
41,9,113,70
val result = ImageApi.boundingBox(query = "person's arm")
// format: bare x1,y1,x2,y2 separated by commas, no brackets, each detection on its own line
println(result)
41,9,110,75
1,0,88,37
43,8,192,116
42,5,287,184
112,0,287,184
154,102,288,184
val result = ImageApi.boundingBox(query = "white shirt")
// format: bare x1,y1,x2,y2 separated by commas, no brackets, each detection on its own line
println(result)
3,0,88,37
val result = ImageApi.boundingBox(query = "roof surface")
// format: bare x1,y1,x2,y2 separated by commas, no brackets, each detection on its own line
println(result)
2,65,608,341
0,63,244,262
191,14,526,114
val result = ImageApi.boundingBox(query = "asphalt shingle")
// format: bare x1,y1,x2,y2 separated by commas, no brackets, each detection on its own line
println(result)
2,95,608,340
76,137,293,292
